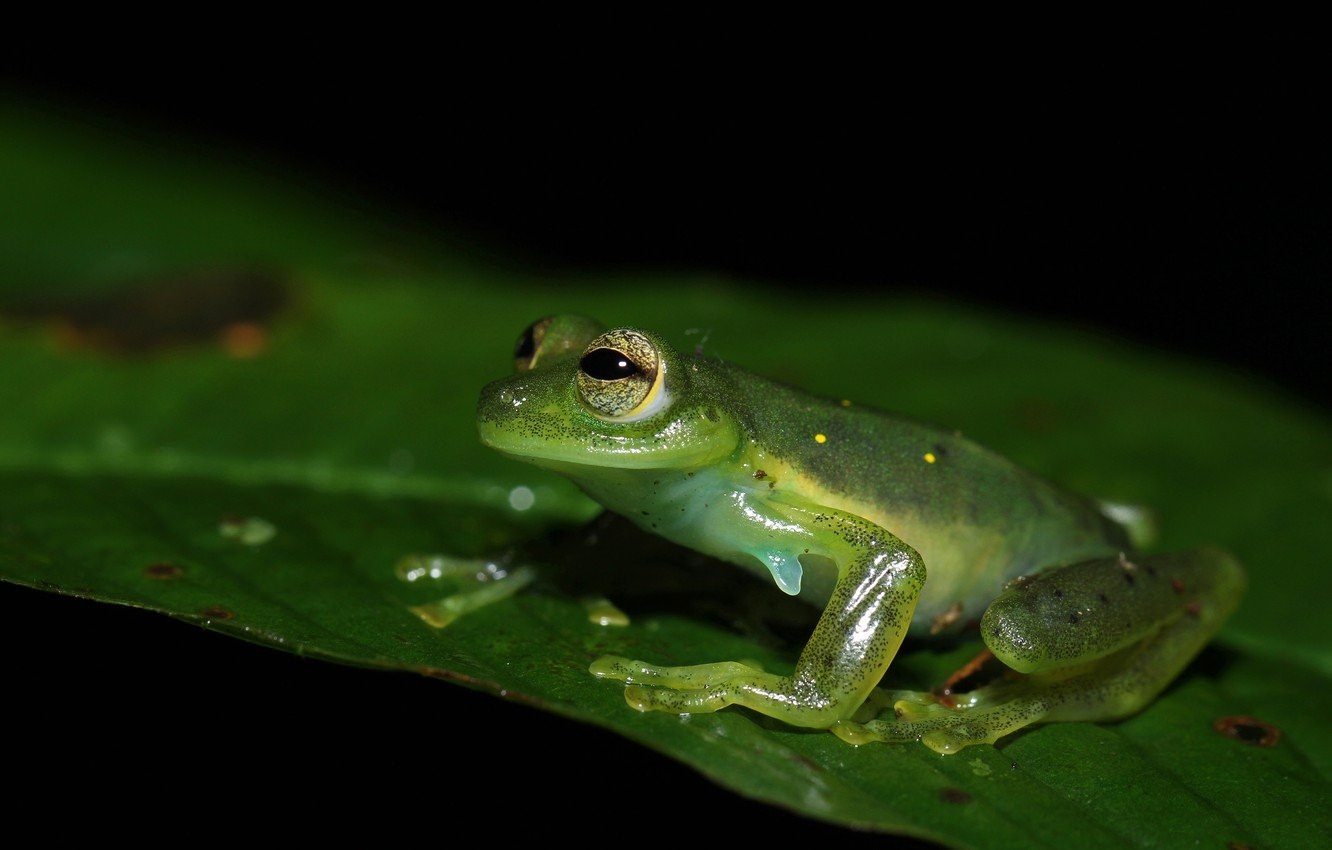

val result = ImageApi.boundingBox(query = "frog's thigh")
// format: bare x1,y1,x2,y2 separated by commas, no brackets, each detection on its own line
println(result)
843,547,1245,754
980,547,1245,687
592,507,926,729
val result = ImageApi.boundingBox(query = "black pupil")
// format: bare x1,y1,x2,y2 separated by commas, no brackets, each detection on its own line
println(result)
514,326,537,359
580,348,638,380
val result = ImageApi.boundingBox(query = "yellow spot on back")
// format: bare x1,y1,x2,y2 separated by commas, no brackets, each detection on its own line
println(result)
814,433,827,444
923,452,937,464
840,399,852,407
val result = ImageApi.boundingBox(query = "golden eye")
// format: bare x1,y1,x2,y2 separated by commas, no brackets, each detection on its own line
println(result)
576,329,666,420
513,317,553,372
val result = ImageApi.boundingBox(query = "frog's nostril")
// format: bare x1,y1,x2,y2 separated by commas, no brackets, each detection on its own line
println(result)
476,380,511,423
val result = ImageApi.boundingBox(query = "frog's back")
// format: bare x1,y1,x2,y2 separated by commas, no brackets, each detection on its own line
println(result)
725,366,1128,632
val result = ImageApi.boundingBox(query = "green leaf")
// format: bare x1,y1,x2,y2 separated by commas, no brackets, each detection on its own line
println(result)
2,107,1329,848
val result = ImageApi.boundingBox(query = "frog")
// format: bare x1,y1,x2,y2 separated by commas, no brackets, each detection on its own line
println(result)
473,315,1246,754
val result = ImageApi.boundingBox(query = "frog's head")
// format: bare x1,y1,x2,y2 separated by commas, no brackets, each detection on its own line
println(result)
478,322,742,473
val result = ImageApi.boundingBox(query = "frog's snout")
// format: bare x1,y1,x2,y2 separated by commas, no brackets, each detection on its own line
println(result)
475,369,574,457
476,377,522,447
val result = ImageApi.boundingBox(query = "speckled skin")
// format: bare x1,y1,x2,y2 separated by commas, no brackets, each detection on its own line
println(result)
476,318,1246,754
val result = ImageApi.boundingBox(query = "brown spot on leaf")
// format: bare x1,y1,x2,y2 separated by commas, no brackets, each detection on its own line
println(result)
753,469,767,480
939,787,972,804
1171,578,1186,594
3,268,287,355
220,321,269,358
1186,601,1202,617
1214,715,1281,747
199,605,235,621
144,563,183,580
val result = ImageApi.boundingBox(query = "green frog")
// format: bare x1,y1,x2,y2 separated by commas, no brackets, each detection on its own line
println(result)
472,315,1245,754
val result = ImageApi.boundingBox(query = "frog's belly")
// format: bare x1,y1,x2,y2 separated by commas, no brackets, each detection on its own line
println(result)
883,517,1024,635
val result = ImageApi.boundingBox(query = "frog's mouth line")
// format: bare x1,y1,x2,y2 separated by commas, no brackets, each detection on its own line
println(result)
476,422,735,472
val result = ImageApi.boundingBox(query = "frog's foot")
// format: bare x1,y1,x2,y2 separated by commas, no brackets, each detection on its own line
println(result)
842,679,1031,752
396,553,513,585
590,656,853,726
590,656,765,689
408,565,535,628
833,694,1048,755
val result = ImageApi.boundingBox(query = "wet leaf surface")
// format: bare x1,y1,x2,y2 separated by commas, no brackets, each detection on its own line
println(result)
2,109,1330,848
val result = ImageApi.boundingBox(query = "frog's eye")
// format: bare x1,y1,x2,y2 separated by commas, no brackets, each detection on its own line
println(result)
576,329,668,421
514,317,554,372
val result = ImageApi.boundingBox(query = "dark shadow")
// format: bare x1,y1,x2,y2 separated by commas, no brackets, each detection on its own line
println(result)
521,512,815,653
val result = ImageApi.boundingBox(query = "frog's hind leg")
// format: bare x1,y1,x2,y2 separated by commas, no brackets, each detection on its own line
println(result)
835,547,1245,754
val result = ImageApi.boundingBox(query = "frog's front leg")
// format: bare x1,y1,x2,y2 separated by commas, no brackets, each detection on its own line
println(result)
591,500,926,729
837,547,1245,753
397,554,536,628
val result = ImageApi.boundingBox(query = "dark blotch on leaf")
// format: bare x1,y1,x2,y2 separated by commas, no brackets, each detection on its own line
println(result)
1213,715,1281,747
2,267,288,354
199,605,235,621
939,787,972,804
144,563,183,580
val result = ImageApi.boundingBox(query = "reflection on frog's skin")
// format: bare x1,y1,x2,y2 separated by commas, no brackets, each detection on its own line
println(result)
472,315,1245,755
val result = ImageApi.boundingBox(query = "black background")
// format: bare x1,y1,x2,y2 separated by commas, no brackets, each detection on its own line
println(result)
2,58,1326,843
